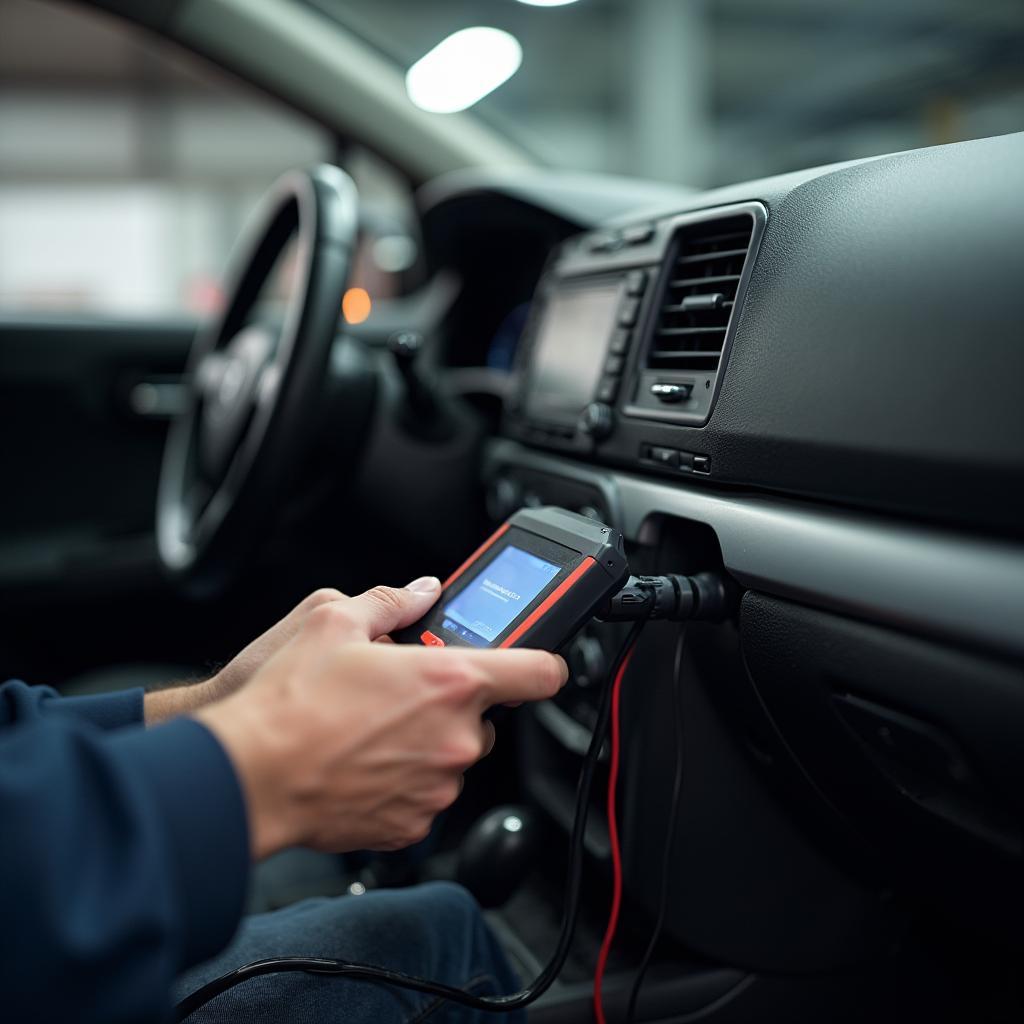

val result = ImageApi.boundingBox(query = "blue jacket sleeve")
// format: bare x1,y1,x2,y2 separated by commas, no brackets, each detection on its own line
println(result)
1,678,143,731
0,714,250,1023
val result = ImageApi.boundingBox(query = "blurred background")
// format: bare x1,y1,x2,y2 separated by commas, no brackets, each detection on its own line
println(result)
1,0,1022,319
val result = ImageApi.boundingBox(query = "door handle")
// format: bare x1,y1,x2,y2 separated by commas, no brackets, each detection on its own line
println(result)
126,376,188,419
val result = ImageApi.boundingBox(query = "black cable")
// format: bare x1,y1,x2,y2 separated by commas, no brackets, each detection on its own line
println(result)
175,617,650,1021
624,624,687,1024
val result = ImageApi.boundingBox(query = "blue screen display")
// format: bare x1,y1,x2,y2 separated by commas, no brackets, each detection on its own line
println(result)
442,545,561,646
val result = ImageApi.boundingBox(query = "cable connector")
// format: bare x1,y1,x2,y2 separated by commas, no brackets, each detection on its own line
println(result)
596,572,729,623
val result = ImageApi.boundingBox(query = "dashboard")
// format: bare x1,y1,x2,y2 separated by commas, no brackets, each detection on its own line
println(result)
398,130,1024,974
422,133,1024,538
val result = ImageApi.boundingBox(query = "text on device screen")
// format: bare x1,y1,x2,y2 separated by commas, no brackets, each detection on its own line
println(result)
442,546,562,646
525,281,623,424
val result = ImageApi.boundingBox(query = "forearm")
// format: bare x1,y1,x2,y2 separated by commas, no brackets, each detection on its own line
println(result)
144,676,225,724
197,689,302,860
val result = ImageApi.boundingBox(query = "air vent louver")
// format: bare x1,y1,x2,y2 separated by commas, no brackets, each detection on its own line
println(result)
648,214,754,371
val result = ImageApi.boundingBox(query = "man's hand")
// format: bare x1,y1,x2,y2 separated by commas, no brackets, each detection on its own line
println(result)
144,585,358,724
196,580,567,860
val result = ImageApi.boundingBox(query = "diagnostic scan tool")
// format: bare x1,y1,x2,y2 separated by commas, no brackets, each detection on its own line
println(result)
394,507,629,651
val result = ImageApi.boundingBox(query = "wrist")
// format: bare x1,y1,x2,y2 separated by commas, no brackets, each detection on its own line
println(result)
196,694,302,860
144,677,219,725
205,663,244,703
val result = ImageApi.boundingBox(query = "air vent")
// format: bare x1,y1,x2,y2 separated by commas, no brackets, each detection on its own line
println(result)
648,214,754,371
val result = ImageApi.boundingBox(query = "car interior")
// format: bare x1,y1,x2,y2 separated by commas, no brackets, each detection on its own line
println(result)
1,0,1023,1021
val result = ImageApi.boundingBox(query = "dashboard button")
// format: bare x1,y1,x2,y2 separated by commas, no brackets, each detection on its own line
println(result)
580,402,615,439
622,224,655,245
486,475,522,520
604,354,625,376
596,376,620,403
619,297,641,327
609,328,631,355
625,269,648,295
650,381,693,403
590,231,623,253
648,446,679,468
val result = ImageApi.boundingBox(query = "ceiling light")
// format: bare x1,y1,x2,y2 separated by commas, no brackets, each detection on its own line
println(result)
514,0,581,6
406,27,522,114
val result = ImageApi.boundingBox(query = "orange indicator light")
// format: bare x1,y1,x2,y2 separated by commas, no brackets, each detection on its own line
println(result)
342,287,372,324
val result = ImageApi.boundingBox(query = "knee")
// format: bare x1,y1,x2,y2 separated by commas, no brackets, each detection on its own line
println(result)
384,881,487,954
321,881,488,968
405,882,518,993
411,880,481,921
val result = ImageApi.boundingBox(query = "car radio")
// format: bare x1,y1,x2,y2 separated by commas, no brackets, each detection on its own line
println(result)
503,204,766,481
518,270,648,439
507,230,661,452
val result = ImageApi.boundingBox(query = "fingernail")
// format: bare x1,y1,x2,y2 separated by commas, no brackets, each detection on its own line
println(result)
406,575,441,593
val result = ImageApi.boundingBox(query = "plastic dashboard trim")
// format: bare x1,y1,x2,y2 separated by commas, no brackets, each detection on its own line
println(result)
486,438,1024,660
622,200,768,427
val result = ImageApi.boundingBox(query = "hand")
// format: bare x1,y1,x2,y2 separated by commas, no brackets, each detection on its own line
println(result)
145,584,391,723
197,580,567,859
205,586,352,701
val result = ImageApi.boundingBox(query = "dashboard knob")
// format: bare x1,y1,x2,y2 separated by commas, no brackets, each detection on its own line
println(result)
580,401,614,440
568,632,606,689
486,475,522,521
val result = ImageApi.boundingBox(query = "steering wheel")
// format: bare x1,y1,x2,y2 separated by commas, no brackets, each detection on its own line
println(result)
157,165,359,593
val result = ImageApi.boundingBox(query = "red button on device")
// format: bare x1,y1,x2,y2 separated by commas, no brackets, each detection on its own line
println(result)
420,630,446,647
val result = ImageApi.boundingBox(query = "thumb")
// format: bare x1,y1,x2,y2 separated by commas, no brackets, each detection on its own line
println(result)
342,577,442,640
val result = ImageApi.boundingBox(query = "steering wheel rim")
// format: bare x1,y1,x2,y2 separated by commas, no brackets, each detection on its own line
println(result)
157,164,359,593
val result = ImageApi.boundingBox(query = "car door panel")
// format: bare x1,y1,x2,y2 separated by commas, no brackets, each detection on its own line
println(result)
0,317,197,680
0,317,193,547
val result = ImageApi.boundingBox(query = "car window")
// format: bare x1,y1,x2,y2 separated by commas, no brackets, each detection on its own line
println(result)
0,0,333,320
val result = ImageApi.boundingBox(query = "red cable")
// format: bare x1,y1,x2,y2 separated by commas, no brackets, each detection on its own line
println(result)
593,642,637,1024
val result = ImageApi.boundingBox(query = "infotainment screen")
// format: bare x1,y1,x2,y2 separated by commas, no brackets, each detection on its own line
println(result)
524,279,623,425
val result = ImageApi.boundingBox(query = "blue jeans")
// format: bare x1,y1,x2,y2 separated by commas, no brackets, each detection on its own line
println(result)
175,881,524,1024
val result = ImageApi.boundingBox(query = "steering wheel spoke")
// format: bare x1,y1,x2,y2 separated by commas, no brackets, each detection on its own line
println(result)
156,165,360,592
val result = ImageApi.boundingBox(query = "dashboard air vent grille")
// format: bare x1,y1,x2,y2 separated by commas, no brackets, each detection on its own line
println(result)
648,214,754,371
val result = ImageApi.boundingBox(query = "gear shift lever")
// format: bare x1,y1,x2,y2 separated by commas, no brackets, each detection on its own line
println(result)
456,805,543,908
387,330,454,441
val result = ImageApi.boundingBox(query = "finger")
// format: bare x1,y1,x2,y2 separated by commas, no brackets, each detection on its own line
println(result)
228,587,349,676
460,649,569,707
339,577,442,640
297,588,348,614
273,588,349,647
480,719,496,758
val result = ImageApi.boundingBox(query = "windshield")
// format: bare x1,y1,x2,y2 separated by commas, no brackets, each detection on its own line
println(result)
312,0,1024,188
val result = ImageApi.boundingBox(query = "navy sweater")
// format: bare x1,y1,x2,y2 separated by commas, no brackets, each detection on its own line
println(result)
0,680,250,1022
